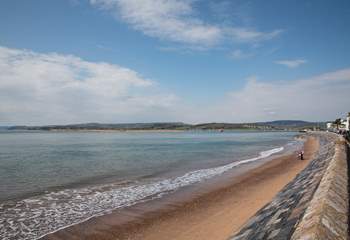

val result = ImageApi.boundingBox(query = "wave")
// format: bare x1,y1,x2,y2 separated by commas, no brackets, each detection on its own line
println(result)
0,146,284,240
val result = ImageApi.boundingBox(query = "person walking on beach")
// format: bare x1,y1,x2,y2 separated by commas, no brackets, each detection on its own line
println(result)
298,151,304,160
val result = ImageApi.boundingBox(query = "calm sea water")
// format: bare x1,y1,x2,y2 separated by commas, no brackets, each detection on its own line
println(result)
0,130,299,240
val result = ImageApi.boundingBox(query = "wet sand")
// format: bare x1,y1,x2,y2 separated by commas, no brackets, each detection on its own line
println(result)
44,136,318,240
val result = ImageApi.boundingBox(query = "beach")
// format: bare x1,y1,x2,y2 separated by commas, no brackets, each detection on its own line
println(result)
43,136,318,240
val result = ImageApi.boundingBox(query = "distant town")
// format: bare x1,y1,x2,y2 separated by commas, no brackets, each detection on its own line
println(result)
326,112,350,140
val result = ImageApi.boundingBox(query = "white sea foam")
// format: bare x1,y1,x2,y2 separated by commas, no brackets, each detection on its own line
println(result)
0,146,284,240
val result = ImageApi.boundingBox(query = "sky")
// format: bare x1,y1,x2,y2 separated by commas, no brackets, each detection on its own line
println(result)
0,0,350,125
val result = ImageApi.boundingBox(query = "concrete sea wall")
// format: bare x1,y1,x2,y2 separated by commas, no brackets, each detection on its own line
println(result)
229,132,349,240
291,137,349,240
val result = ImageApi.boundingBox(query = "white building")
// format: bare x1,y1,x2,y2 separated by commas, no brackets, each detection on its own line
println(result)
326,122,333,130
339,117,350,131
326,116,349,132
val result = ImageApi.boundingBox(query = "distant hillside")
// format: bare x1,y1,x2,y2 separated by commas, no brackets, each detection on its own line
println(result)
258,120,310,126
256,120,326,128
8,120,325,131
193,123,250,130
8,122,190,131
192,121,325,130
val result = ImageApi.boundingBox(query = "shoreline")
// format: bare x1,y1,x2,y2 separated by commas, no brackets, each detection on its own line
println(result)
3,129,302,133
43,136,318,240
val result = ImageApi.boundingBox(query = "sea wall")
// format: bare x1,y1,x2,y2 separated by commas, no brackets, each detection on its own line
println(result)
228,132,348,240
291,137,349,240
228,133,338,240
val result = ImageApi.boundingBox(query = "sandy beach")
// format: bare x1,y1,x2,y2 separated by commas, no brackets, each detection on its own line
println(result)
43,136,318,240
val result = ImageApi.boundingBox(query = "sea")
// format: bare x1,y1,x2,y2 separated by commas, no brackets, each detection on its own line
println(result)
0,130,301,240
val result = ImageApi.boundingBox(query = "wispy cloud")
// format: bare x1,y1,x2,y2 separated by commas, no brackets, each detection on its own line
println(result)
90,0,282,48
209,0,253,26
230,49,254,59
0,46,179,125
227,28,283,43
275,59,307,68
91,0,222,46
197,68,350,123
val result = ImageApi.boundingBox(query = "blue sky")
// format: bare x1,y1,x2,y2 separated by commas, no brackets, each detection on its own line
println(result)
0,0,350,125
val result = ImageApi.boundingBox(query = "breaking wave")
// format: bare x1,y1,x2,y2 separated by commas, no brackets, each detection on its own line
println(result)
0,147,284,240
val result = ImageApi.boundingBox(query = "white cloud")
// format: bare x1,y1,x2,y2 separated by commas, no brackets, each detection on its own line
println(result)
1,46,348,125
275,59,307,68
200,68,350,123
90,0,282,47
230,49,254,59
227,28,283,43
0,46,180,125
